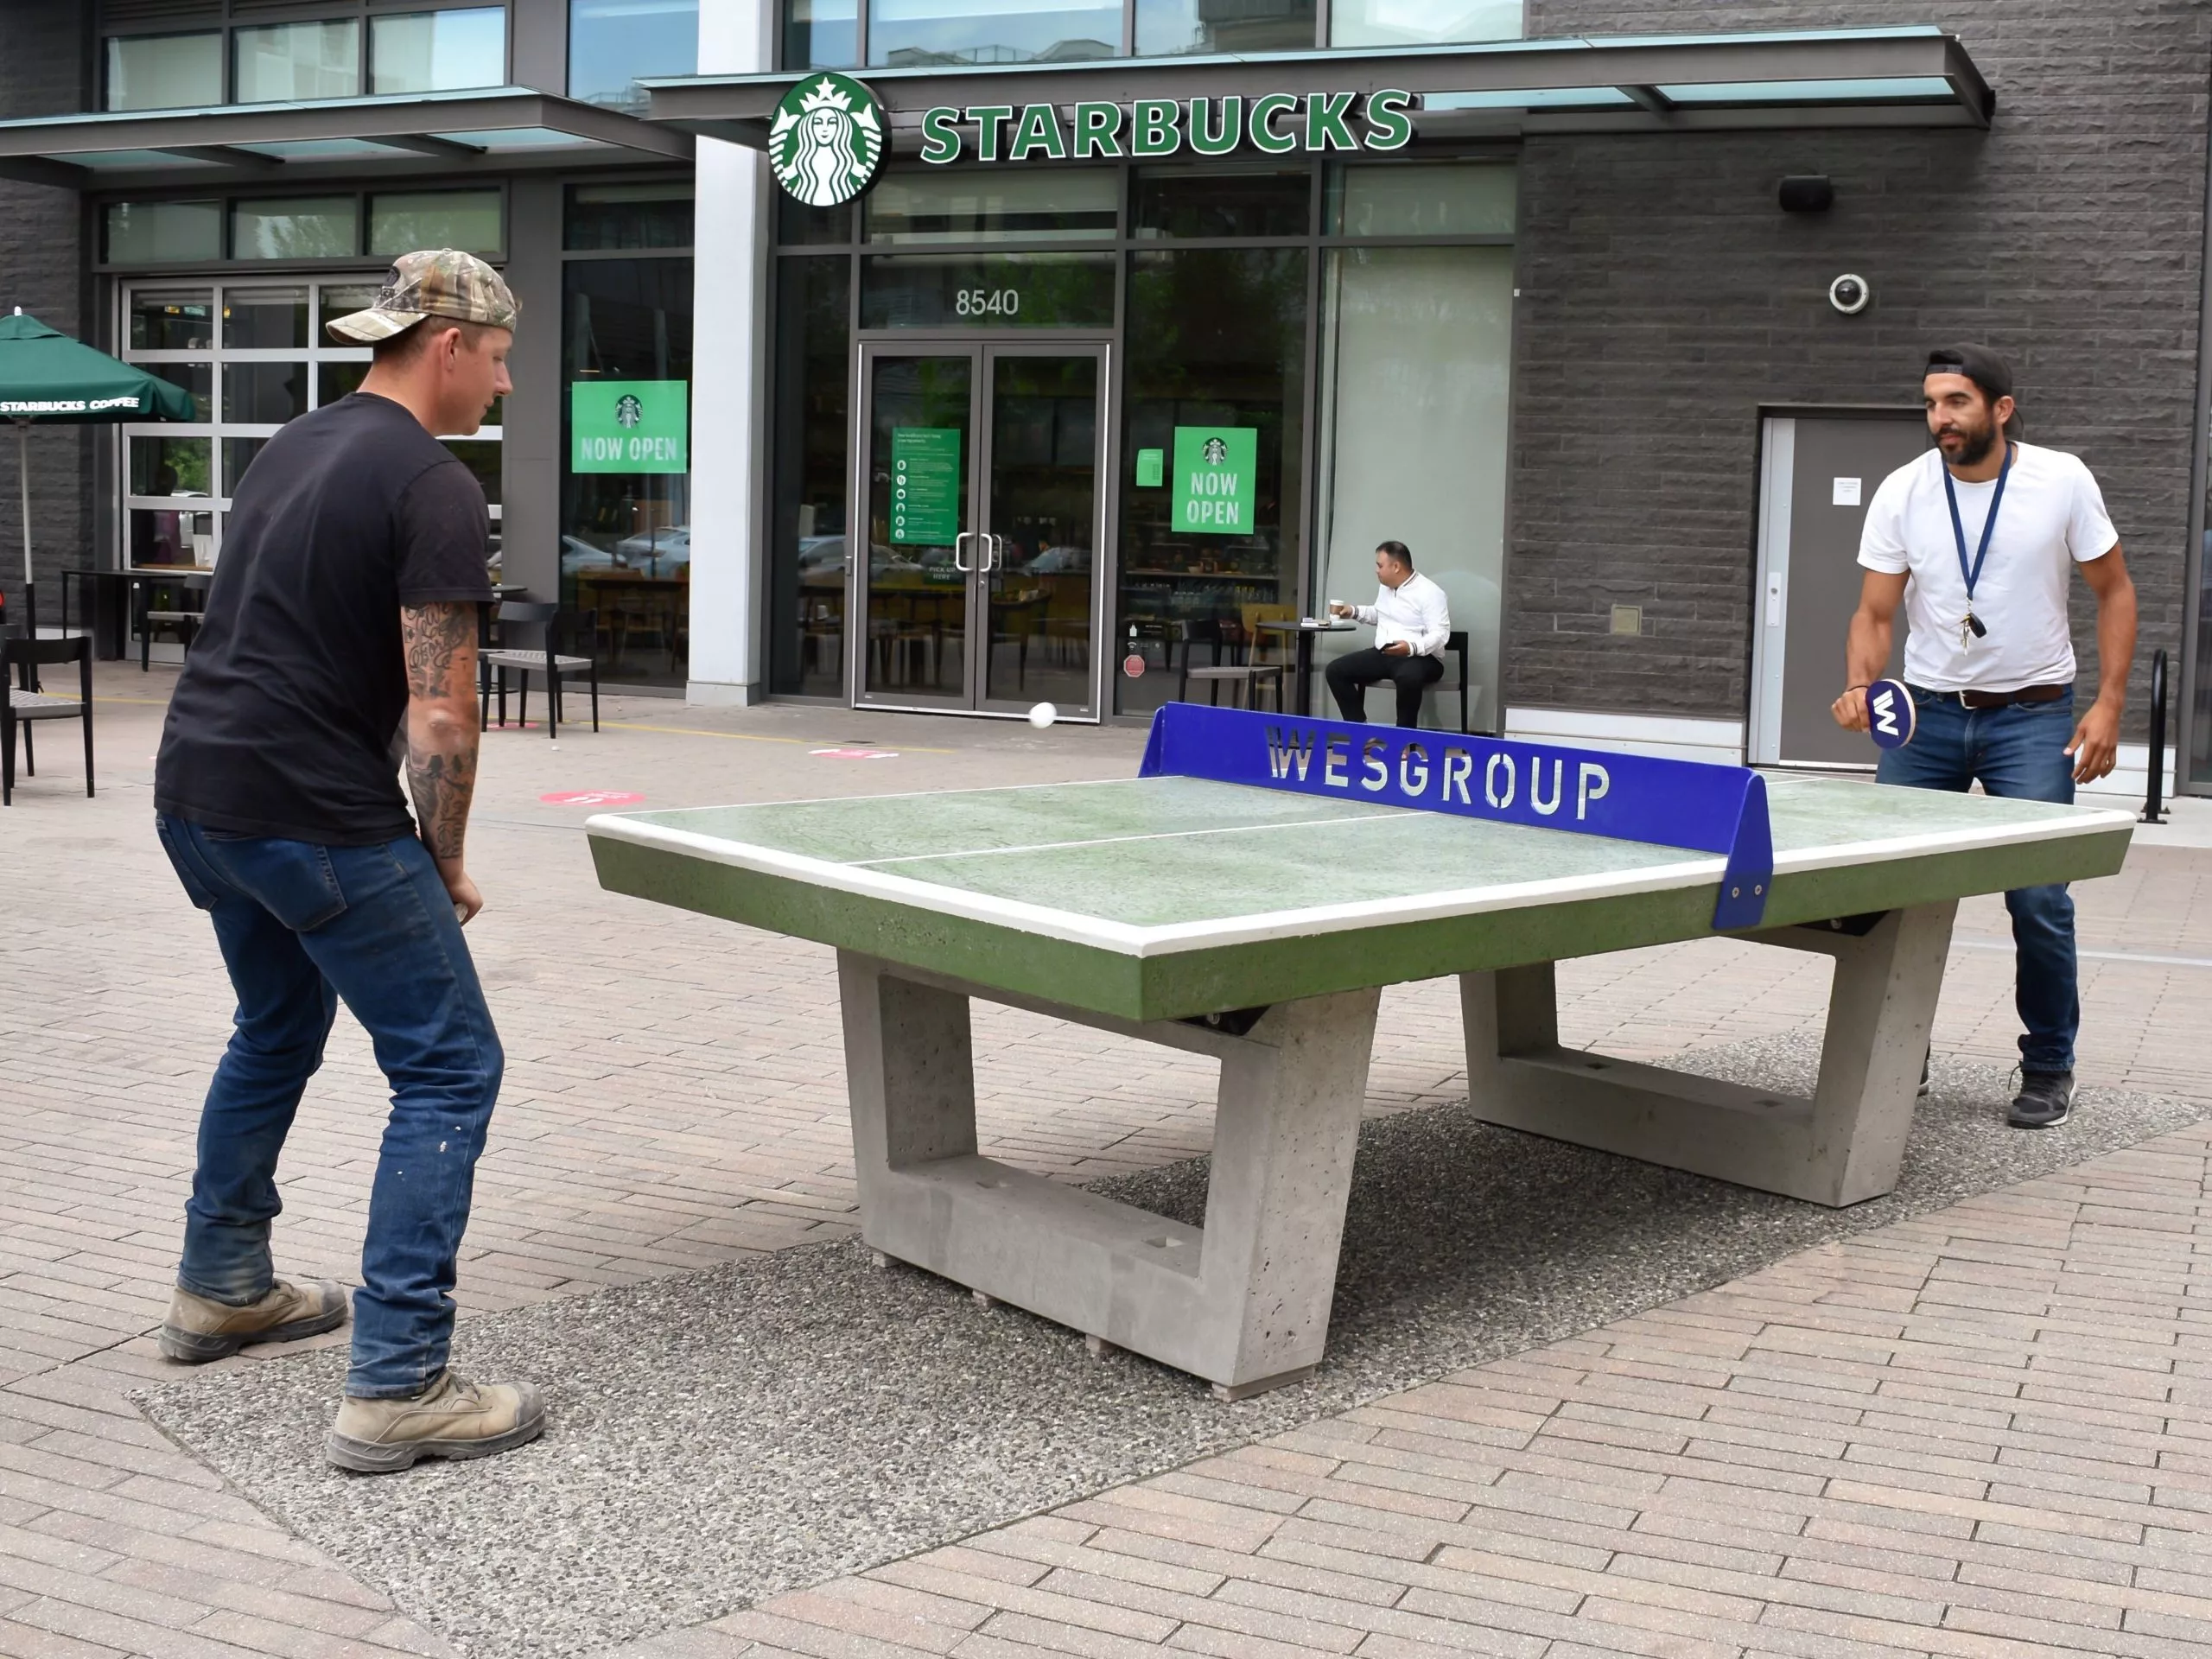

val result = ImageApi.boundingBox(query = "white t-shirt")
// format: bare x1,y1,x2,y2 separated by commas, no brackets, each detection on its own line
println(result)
1857,442,2117,693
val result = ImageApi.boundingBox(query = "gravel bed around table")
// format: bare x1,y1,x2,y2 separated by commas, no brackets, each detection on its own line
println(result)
138,1032,2202,1659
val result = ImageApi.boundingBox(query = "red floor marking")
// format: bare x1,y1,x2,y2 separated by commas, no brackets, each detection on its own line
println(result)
809,747,899,760
540,790,645,806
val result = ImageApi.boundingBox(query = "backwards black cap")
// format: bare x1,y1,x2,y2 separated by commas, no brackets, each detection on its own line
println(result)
1924,345,2013,404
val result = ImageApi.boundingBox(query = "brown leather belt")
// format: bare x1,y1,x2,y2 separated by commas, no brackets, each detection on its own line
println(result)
1910,682,2070,709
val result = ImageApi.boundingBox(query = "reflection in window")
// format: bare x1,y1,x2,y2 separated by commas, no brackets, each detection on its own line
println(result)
569,0,699,111
867,172,1118,243
869,0,1117,66
1135,168,1310,239
222,287,309,351
232,198,359,261
768,257,851,696
223,438,268,496
130,436,212,499
107,201,223,266
565,183,696,251
234,20,362,102
1331,0,1520,45
371,191,505,257
562,257,696,688
149,364,213,423
371,9,506,93
105,33,222,111
1117,246,1308,716
785,0,858,68
1134,0,1313,56
224,363,311,426
1328,162,1517,237
129,289,215,352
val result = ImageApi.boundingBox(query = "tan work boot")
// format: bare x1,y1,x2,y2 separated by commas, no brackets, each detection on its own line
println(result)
327,1370,545,1473
159,1279,349,1363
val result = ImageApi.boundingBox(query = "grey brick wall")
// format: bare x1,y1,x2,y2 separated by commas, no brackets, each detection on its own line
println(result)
0,2,92,626
1508,0,2209,737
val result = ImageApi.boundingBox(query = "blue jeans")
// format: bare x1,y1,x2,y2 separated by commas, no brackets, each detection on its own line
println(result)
1875,688,2079,1075
156,816,504,1398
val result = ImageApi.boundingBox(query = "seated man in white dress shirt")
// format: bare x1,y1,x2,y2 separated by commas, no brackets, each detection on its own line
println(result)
1324,541,1452,728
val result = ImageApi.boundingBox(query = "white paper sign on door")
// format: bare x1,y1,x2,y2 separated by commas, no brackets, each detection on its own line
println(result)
1832,476,1863,506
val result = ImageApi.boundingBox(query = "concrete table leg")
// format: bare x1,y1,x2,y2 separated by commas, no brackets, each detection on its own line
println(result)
837,951,1381,1395
1459,902,1956,1207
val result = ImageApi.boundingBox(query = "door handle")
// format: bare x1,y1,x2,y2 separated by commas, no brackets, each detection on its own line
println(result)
953,531,976,572
982,533,1003,575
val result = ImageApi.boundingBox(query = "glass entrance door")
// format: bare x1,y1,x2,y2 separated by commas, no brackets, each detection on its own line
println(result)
855,342,1107,716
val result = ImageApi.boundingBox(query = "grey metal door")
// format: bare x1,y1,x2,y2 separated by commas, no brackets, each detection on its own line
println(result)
1751,414,1929,767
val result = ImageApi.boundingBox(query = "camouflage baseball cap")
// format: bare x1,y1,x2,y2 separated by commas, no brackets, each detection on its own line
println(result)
325,248,518,344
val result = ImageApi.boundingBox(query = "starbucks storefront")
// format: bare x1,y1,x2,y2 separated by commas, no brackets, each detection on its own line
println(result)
651,30,1996,728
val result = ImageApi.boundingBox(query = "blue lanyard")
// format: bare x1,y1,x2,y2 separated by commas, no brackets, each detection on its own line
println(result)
1941,442,2013,608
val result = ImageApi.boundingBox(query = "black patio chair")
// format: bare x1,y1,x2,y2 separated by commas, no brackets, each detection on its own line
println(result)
480,601,599,740
3,633,94,805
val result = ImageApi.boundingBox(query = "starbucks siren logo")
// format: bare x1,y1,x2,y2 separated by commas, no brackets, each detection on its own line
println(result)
771,73,886,208
1202,436,1229,465
615,393,644,429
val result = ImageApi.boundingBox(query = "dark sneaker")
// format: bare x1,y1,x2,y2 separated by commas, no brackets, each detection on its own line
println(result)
159,1279,348,1363
327,1370,544,1473
2008,1070,2076,1130
1919,1053,1932,1098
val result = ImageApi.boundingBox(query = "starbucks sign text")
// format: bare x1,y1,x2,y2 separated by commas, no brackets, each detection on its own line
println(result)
919,91,1414,165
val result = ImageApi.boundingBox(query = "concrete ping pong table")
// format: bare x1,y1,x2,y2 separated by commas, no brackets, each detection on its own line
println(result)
587,702,2134,1398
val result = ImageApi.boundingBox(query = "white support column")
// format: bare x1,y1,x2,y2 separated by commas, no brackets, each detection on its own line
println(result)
687,0,775,706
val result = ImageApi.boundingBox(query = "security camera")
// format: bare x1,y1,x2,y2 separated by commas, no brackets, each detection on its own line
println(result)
1828,273,1870,315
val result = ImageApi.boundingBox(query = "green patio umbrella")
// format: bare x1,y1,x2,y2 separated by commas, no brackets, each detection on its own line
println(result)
0,307,196,634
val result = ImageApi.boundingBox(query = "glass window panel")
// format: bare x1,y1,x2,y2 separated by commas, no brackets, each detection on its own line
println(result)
785,0,858,69
224,362,311,425
867,172,1117,244
861,252,1115,328
1330,0,1519,46
1135,168,1311,239
232,197,359,261
149,363,213,422
443,440,503,507
318,361,370,407
371,9,506,94
562,257,695,687
105,32,221,111
775,193,851,247
105,201,222,266
768,257,851,696
1327,162,1516,237
221,286,308,350
1315,245,1514,730
223,437,268,495
128,287,215,351
129,436,212,499
370,190,504,257
565,182,695,251
569,0,698,111
869,0,1117,66
130,508,208,568
318,283,381,334
1117,246,1308,716
235,20,362,101
1135,0,1314,55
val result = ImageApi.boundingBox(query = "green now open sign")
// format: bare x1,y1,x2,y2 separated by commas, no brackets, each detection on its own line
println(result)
572,379,690,474
1172,426,1257,536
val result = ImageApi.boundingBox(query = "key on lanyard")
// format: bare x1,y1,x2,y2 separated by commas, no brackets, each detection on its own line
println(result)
1942,443,2012,649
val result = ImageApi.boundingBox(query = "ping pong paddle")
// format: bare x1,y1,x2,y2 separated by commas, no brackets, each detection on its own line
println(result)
1865,678,1916,750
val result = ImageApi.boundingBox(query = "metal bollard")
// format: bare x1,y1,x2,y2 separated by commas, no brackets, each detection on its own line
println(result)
2142,647,2170,824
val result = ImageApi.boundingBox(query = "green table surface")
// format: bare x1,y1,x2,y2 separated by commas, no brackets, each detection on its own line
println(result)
588,773,2134,1023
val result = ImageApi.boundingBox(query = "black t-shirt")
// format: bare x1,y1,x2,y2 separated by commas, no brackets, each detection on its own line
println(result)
155,393,493,845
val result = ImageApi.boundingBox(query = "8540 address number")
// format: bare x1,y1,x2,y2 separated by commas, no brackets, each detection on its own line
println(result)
954,288,1020,318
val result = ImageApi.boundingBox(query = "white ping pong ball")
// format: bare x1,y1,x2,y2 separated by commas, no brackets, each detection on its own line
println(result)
1027,702,1057,728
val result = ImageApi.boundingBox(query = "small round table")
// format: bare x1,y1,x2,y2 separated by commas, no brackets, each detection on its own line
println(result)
1255,618,1357,717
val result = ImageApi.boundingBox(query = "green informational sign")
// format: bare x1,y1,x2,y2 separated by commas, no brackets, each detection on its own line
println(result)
891,425,962,543
572,379,690,474
1135,448,1164,487
1171,426,1257,535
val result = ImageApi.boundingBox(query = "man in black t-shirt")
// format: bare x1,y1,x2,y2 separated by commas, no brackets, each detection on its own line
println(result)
153,250,544,1472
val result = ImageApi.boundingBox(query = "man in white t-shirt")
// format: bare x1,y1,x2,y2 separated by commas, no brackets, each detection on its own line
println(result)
1325,541,1452,727
1831,346,2137,1129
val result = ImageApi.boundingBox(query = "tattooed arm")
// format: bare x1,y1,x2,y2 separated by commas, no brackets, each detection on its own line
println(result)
400,601,485,922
